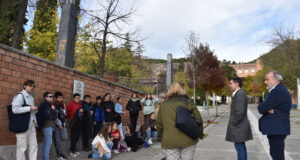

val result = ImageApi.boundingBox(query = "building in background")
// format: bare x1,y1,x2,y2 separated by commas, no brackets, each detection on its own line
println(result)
229,59,263,78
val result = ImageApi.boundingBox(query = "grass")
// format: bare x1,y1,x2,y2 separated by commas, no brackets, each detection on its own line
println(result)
203,134,209,139
204,121,219,124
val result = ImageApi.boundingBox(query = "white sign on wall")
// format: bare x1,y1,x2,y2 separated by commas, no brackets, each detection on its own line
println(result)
73,80,84,100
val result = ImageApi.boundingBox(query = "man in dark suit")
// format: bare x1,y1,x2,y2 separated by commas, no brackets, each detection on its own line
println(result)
226,77,253,160
258,71,291,160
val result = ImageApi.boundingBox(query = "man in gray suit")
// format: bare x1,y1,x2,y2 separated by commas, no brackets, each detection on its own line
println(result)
226,77,253,160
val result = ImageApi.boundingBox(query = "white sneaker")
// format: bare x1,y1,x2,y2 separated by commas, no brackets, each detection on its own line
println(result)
148,138,153,145
113,150,119,154
127,147,131,152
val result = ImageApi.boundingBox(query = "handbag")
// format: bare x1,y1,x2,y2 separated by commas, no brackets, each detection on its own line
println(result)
7,93,31,133
175,104,202,139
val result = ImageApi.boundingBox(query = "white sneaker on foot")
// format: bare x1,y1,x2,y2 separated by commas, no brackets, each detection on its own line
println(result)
113,150,119,154
148,138,153,145
127,147,131,152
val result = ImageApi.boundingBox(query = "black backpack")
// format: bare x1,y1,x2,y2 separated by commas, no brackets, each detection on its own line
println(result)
7,93,31,133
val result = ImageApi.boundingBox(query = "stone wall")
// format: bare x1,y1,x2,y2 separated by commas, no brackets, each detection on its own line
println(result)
0,43,144,146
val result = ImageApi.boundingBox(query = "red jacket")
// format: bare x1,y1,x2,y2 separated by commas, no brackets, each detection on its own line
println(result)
66,101,82,120
111,130,121,141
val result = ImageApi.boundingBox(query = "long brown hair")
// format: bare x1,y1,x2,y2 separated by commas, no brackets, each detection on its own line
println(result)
98,124,111,141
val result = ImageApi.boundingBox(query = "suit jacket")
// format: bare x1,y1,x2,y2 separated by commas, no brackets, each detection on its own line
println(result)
258,83,291,135
226,89,253,142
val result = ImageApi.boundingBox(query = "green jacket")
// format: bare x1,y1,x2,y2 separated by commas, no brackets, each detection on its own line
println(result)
157,95,204,149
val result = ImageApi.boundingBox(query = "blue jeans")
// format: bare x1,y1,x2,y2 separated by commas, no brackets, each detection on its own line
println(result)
92,141,113,159
234,142,247,160
146,127,158,140
42,127,54,160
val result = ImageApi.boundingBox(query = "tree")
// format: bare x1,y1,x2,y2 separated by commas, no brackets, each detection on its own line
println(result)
82,0,140,78
0,0,19,45
261,24,300,90
25,0,58,61
12,0,28,49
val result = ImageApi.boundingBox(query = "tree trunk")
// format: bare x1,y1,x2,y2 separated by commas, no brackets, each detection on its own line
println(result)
99,32,107,78
193,72,196,104
206,92,210,122
12,0,28,49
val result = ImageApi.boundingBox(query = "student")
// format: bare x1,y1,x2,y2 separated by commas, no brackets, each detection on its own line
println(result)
36,92,57,160
111,122,127,153
53,91,68,160
101,93,115,123
114,97,124,139
93,96,105,138
137,124,150,148
91,124,113,160
126,93,142,131
141,93,159,123
124,124,144,152
82,95,94,151
11,80,38,160
66,93,83,158
145,112,158,145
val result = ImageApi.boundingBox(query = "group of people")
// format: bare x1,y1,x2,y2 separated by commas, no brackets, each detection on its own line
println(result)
10,69,291,160
226,71,291,160
11,79,160,160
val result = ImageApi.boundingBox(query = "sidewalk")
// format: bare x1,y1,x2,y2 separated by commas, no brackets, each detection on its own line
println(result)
58,104,300,159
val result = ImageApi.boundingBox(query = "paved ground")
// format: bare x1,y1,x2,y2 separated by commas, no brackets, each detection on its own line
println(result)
54,104,300,160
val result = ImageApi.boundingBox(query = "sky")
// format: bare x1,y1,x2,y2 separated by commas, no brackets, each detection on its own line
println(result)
25,0,300,62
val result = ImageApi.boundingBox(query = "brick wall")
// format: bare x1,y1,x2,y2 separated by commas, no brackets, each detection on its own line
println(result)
0,44,144,146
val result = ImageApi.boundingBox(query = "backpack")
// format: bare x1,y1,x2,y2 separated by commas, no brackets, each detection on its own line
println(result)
7,93,31,133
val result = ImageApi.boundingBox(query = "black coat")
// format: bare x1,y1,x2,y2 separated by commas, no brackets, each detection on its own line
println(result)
36,101,57,130
126,99,142,115
101,100,115,122
258,83,291,135
226,89,253,142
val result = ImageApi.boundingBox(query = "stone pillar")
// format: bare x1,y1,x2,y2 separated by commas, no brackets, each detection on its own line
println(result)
55,0,78,67
166,53,173,87
298,78,300,109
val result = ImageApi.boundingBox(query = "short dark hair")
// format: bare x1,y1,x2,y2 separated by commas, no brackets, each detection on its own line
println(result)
23,80,35,88
96,96,102,100
73,93,81,98
232,77,242,88
55,91,63,98
84,95,91,99
117,97,122,101
43,92,52,100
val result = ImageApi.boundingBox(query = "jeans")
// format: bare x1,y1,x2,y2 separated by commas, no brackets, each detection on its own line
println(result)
70,127,80,153
93,122,103,138
118,122,124,139
53,127,61,155
146,127,158,140
267,135,286,160
92,141,113,159
234,142,247,160
42,127,54,160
